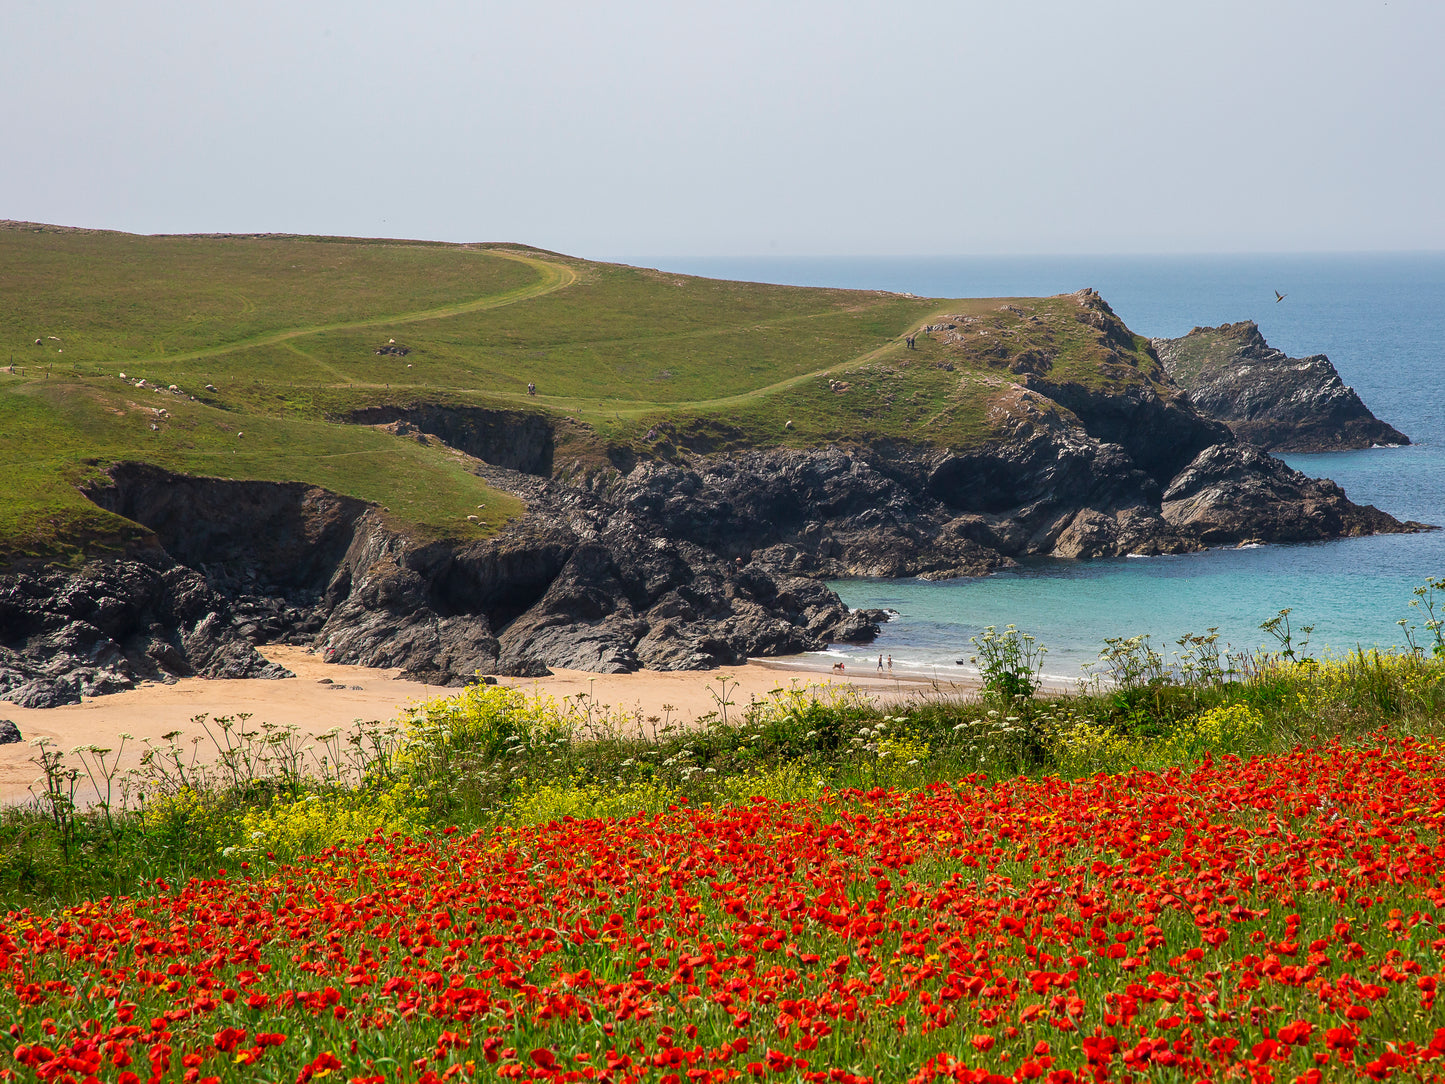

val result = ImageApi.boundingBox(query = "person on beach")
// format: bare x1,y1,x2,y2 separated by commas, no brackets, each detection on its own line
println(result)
887,655,893,672
878,654,884,671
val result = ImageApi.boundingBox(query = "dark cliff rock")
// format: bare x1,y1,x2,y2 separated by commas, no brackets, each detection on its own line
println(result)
1017,376,1231,487
0,550,291,708
1160,443,1409,544
316,525,508,686
411,465,873,677
85,463,370,593
1152,321,1409,452
344,405,557,476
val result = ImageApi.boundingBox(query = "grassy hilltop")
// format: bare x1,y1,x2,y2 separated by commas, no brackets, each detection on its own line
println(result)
0,223,1167,562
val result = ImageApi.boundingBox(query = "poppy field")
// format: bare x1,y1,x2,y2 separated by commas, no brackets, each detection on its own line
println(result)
5,735,1445,1083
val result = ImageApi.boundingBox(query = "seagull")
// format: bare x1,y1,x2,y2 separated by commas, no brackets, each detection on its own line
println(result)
1274,290,1287,303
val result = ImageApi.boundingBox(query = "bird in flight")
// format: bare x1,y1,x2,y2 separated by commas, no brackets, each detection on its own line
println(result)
1274,290,1287,303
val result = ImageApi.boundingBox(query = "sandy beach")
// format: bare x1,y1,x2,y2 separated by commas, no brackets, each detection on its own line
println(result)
0,647,976,805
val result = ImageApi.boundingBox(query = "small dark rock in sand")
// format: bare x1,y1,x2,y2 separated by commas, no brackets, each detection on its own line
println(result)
5,678,81,709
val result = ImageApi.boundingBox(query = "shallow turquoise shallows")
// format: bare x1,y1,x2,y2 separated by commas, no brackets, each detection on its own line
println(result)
664,254,1445,679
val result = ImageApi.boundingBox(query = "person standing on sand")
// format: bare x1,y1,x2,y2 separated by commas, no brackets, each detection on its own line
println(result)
887,655,893,672
878,654,884,671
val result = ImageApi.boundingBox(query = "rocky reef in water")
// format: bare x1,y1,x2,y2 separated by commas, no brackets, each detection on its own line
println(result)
1,292,1429,705
1151,321,1409,452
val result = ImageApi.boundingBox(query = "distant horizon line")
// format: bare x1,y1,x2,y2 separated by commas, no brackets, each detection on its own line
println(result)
6,220,1444,263
623,249,1445,264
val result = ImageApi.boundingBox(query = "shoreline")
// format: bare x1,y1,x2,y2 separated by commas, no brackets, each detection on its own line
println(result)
0,647,980,806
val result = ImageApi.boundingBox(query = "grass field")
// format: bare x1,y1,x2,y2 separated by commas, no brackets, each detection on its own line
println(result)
1,223,1168,560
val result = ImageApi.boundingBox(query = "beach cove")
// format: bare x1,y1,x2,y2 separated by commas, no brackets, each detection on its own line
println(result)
0,645,956,805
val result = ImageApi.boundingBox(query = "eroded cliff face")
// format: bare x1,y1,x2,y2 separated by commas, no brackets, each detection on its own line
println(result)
320,462,879,678
1151,321,1409,452
1,294,1427,704
343,405,558,476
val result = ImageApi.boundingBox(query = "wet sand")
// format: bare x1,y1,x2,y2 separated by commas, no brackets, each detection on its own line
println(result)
1,647,976,805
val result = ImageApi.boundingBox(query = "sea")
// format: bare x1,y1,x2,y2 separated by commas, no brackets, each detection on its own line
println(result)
659,254,1445,682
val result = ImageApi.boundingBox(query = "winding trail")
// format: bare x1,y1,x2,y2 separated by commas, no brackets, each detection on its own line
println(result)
116,249,969,419
135,252,577,367
104,249,976,428
360,300,968,419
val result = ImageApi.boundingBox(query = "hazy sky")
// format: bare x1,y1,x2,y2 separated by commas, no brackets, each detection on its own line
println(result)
4,0,1442,260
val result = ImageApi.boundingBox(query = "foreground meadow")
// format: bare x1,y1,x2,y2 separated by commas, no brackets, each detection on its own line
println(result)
5,596,1445,1082
5,739,1445,1083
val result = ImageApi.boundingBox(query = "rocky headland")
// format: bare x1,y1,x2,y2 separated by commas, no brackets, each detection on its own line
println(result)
1152,321,1409,452
1,290,1427,705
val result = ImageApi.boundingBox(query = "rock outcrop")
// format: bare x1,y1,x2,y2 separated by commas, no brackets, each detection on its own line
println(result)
1152,321,1409,452
319,462,884,678
0,551,291,708
1161,444,1405,544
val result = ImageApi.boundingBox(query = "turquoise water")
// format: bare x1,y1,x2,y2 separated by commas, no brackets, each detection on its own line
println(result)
664,254,1445,679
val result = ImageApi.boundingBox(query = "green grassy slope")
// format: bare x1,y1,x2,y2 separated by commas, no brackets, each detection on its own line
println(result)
0,223,1169,561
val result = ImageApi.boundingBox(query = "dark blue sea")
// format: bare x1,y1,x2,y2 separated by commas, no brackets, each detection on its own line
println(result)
661,255,1445,680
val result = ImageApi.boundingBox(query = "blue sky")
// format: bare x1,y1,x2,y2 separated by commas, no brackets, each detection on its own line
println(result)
3,0,1441,260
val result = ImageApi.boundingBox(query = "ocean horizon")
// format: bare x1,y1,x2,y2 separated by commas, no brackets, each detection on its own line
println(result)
655,254,1445,680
